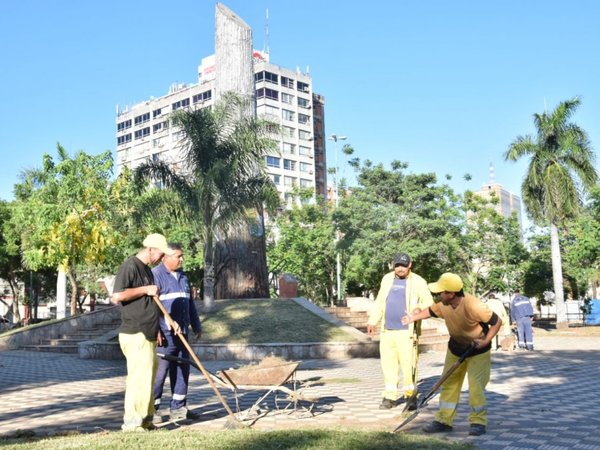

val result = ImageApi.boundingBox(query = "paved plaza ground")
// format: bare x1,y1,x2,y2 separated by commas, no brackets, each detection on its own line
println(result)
1,334,599,449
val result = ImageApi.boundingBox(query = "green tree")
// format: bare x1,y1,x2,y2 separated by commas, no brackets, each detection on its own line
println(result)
337,160,467,297
563,186,600,299
463,191,528,296
505,97,598,326
135,93,278,310
11,145,118,315
0,201,25,322
268,192,336,305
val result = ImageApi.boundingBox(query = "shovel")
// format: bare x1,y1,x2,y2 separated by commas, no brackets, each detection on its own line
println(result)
393,344,476,433
152,296,246,428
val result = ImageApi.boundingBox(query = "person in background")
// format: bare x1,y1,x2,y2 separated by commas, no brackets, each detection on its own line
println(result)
511,291,535,351
367,253,433,410
484,293,513,350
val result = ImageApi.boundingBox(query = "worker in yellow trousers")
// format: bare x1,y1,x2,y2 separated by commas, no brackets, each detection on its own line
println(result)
402,273,502,436
367,253,433,410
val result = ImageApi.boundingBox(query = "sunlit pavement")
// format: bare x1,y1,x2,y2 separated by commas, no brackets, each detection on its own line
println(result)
1,335,599,449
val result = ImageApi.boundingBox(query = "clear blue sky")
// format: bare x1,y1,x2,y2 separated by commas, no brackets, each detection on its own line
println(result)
1,0,599,204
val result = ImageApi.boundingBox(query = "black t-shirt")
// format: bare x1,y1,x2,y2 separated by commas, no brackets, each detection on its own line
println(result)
113,256,160,341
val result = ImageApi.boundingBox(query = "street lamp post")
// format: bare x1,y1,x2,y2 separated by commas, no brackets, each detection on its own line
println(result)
328,133,347,305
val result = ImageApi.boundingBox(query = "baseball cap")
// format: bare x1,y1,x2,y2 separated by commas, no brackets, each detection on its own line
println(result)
428,273,463,293
142,233,175,255
393,253,411,267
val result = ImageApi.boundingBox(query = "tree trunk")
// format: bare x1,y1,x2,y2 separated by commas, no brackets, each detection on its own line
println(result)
66,269,79,316
550,223,567,327
8,279,21,323
215,210,269,300
203,234,216,312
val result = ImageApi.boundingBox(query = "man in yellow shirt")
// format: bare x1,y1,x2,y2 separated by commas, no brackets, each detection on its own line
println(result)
402,273,502,436
367,253,433,410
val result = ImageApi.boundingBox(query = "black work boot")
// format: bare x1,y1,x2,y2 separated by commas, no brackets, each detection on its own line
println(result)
469,424,486,436
423,420,453,433
379,398,398,409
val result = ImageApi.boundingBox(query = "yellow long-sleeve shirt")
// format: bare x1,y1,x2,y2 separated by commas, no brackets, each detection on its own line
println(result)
367,271,433,335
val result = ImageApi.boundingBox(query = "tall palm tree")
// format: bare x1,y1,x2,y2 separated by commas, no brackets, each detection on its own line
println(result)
505,97,598,326
135,92,278,311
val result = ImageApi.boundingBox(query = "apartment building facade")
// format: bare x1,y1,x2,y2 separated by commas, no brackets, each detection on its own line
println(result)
115,50,327,204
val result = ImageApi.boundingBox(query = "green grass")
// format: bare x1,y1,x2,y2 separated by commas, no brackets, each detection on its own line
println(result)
199,299,358,343
0,428,474,450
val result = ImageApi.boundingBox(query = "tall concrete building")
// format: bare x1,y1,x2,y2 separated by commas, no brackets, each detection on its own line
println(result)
115,13,326,206
474,163,523,229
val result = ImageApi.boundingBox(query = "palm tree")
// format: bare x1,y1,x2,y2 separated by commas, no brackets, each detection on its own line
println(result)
135,92,279,311
505,97,598,326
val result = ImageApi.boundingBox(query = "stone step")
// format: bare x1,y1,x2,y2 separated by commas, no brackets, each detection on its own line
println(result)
42,338,89,345
21,344,79,354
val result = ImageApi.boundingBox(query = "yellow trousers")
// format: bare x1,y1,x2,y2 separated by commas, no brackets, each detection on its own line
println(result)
119,332,158,430
379,329,417,400
435,349,490,426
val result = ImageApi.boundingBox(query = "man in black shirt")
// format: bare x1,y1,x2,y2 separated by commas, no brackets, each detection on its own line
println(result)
112,233,175,432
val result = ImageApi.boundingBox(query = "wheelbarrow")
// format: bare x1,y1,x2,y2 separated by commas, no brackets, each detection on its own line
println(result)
157,353,320,423
218,361,321,421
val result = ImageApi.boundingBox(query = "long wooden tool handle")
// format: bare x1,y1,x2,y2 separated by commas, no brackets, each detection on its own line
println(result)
153,296,237,419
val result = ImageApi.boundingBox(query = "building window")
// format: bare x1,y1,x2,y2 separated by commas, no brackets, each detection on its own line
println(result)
134,127,150,140
266,156,280,168
134,113,150,126
193,90,212,103
117,119,132,132
299,145,311,156
297,81,310,93
153,108,162,118
284,176,297,187
298,113,310,125
153,138,161,148
255,70,278,84
299,130,311,141
298,97,310,108
282,126,295,138
281,76,294,88
281,93,294,104
282,142,296,154
300,178,312,187
153,121,168,133
172,98,190,110
117,133,132,145
284,159,296,171
270,174,281,185
282,109,295,121
256,87,279,100
261,104,279,118
300,162,312,173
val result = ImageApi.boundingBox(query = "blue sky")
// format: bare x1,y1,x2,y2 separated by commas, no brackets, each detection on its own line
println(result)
1,0,599,206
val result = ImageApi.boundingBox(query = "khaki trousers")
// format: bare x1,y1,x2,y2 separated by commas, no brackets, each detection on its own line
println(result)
119,332,158,430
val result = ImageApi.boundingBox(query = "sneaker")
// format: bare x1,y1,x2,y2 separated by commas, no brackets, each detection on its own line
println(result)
527,346,534,351
423,420,453,433
152,414,163,425
379,398,398,409
469,424,486,436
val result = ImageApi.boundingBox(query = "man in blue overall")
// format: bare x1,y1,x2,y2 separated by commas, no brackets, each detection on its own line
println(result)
152,242,202,422
511,292,534,350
